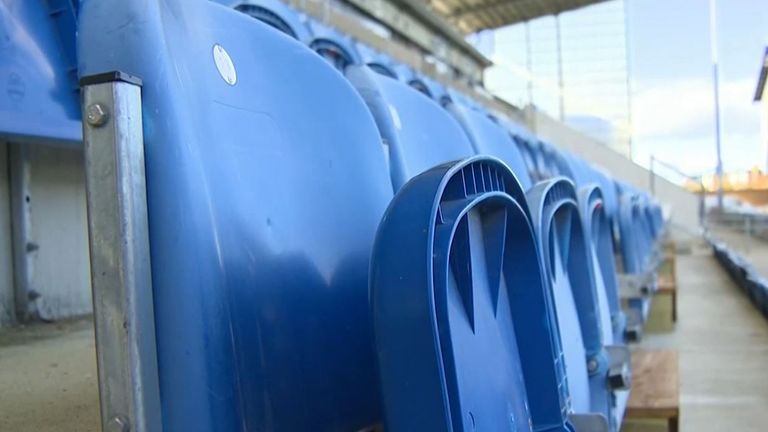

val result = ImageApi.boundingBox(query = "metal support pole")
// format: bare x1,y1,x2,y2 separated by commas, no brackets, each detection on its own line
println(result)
649,155,656,196
623,0,634,159
9,143,35,321
81,71,162,432
525,21,534,108
709,0,724,211
555,13,565,122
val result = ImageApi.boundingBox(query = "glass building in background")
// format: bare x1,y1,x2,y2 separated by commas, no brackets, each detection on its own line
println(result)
485,0,633,158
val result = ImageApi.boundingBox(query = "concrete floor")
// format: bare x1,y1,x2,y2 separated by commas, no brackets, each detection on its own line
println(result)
1,245,768,431
626,243,768,431
0,318,99,432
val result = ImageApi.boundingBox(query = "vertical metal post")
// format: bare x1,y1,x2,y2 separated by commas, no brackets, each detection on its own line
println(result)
649,155,656,196
709,0,724,211
623,0,634,160
81,72,162,432
525,21,534,108
9,143,35,321
555,13,565,122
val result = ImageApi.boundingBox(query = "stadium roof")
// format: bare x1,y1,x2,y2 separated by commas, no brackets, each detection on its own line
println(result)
424,0,614,33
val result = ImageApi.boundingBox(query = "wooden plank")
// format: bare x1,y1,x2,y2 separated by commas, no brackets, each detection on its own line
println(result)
645,291,675,333
627,350,679,420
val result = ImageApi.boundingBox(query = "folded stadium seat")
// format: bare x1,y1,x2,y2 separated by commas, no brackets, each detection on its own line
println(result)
515,138,541,182
345,65,474,190
0,0,81,144
442,97,533,190
443,99,629,427
441,97,569,406
589,171,626,341
527,178,629,432
554,153,627,337
540,141,573,180
544,150,630,347
346,65,573,432
372,156,574,432
578,185,632,426
79,1,577,430
617,194,658,326
405,72,447,100
355,42,400,79
223,1,363,75
217,0,313,43
306,19,362,71
492,116,542,182
495,117,560,183
486,112,634,430
79,1,393,429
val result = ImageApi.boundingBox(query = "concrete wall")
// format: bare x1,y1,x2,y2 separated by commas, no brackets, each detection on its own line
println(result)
526,109,701,230
0,142,15,325
25,145,91,320
2,143,91,325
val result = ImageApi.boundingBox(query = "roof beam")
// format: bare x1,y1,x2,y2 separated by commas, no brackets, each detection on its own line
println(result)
442,0,613,32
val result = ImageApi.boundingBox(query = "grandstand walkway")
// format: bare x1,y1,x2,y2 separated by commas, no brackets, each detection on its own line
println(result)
625,240,768,431
1,241,768,431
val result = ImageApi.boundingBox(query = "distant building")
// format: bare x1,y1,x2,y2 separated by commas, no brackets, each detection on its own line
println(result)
754,47,768,171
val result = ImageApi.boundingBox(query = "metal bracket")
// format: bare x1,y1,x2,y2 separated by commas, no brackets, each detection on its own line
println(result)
81,71,162,432
605,345,632,390
624,307,644,342
618,271,655,299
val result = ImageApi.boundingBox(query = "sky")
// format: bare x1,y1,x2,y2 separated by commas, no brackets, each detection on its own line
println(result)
627,0,768,176
488,0,768,176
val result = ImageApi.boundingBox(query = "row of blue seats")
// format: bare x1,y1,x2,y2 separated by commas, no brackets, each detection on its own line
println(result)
712,241,768,319
1,0,666,430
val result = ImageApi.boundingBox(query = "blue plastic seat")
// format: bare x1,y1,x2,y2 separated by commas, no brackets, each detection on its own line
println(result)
554,153,627,341
0,0,81,144
443,99,533,190
220,0,313,43
306,19,361,71
617,194,658,325
355,42,400,79
528,178,628,431
580,185,626,344
346,65,474,191
372,157,572,432
79,1,393,429
347,65,572,431
406,73,447,100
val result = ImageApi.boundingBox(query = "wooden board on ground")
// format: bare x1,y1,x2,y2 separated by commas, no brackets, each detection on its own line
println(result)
626,350,679,432
648,254,677,332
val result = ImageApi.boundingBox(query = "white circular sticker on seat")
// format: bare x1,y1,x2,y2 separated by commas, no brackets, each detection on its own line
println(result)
213,44,237,86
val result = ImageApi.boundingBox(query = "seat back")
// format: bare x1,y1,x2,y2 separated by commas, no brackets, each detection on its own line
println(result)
307,19,361,71
373,157,571,432
355,43,400,79
445,101,533,190
79,1,392,429
221,0,313,43
527,178,605,416
0,0,81,144
580,186,624,343
346,65,474,191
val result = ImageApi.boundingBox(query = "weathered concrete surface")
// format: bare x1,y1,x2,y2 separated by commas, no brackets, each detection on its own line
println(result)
0,318,99,432
624,246,768,431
